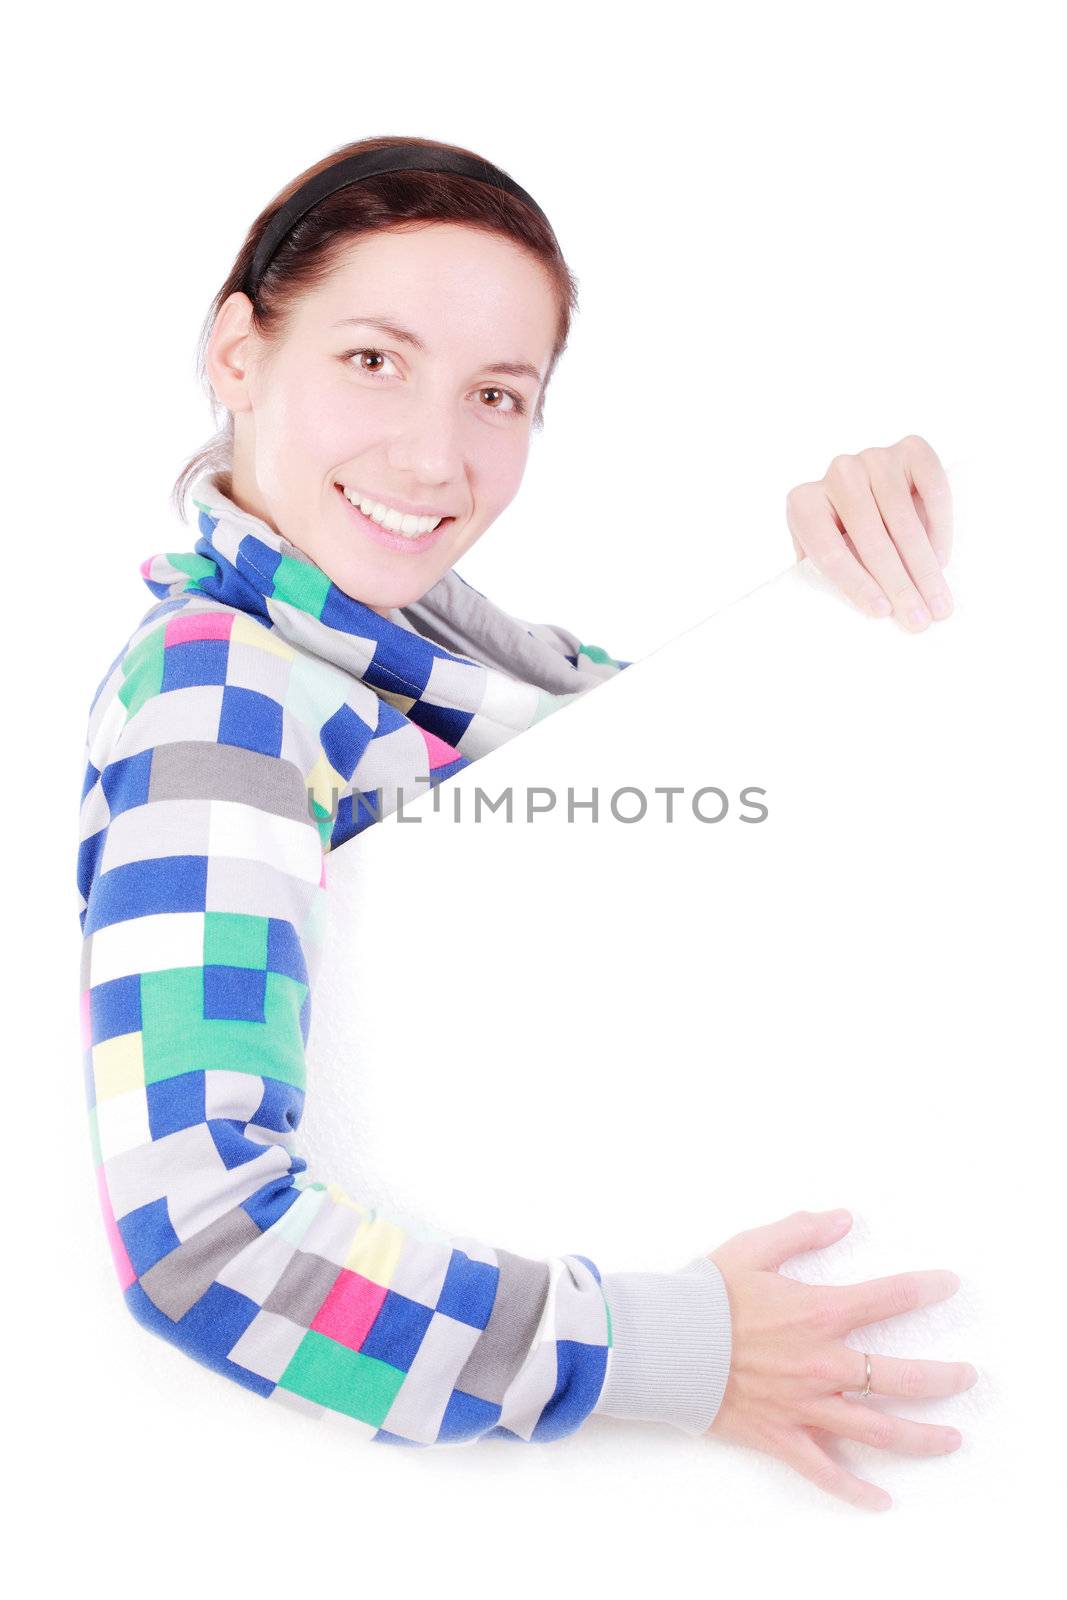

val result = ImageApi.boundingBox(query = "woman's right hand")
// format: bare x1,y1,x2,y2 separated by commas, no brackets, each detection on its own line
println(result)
703,1208,978,1512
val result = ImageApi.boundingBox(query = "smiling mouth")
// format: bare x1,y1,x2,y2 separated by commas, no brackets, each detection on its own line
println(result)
334,483,456,550
335,482,456,529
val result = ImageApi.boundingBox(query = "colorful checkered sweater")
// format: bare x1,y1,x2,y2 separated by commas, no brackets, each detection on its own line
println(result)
76,470,732,1447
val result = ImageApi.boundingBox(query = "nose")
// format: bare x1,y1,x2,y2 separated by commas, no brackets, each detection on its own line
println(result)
386,388,465,491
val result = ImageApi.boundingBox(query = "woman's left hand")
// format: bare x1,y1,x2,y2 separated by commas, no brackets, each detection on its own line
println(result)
785,435,954,632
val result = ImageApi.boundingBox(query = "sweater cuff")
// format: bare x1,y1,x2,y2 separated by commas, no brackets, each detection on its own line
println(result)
592,1255,732,1437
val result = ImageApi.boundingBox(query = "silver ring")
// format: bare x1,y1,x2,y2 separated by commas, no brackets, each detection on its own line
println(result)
859,1353,872,1398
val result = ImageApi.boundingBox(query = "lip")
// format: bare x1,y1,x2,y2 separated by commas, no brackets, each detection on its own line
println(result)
334,483,455,554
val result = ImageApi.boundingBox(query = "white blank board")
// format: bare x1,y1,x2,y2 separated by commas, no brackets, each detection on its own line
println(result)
296,538,1055,1572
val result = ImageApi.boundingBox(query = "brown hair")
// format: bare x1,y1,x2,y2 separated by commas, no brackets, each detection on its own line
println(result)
170,134,579,522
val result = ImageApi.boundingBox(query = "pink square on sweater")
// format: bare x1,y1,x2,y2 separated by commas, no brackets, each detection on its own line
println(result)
98,1166,136,1290
310,1268,387,1352
165,611,235,646
418,725,463,770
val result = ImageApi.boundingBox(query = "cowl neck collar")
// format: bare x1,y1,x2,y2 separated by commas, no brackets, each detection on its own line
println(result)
138,469,627,760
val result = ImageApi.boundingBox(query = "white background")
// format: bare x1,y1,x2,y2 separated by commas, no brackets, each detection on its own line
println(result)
7,0,1063,1594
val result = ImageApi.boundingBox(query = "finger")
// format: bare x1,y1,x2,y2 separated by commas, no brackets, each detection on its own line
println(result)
824,457,936,632
804,1396,964,1456
898,434,954,569
732,1207,854,1272
820,1268,961,1332
771,1425,893,1512
786,484,893,618
863,448,954,621
829,1345,979,1401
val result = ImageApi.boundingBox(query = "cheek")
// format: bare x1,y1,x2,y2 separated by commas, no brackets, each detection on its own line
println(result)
269,371,369,465
475,435,530,513
449,444,528,561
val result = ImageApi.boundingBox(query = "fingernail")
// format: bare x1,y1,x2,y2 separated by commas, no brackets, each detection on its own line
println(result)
964,1365,979,1387
929,592,953,620
907,605,932,630
945,1430,963,1451
830,1210,852,1227
869,594,893,618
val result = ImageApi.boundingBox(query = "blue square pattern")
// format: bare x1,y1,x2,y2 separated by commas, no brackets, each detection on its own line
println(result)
256,1073,305,1134
437,1251,499,1330
83,855,208,935
90,973,143,1043
118,1195,182,1277
267,919,308,985
408,699,474,752
203,964,268,1022
147,1069,207,1138
319,701,376,782
161,637,230,692
219,686,284,757
438,1388,501,1442
235,533,283,594
101,748,153,817
360,1290,435,1370
242,1177,305,1232
77,830,108,922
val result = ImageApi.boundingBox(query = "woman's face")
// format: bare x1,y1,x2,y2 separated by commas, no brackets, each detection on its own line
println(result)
207,222,559,616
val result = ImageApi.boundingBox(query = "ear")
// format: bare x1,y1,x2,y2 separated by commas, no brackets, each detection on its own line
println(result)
205,291,256,414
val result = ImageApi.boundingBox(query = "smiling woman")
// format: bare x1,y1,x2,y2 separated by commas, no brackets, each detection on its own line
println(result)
78,134,734,1455
199,219,564,618
171,136,579,620
77,134,974,1502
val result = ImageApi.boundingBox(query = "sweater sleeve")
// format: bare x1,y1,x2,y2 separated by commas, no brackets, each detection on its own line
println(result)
77,604,730,1446
592,1256,733,1436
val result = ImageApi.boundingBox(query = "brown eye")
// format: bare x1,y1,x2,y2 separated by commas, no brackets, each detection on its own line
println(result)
480,386,524,416
343,348,396,378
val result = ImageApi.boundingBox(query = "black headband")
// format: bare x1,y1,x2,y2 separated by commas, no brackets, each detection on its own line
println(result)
244,143,557,299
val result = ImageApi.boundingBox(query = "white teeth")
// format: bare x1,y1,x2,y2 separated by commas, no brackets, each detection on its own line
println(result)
340,486,444,538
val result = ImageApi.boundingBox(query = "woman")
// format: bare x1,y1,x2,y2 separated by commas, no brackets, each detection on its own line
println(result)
76,134,974,1509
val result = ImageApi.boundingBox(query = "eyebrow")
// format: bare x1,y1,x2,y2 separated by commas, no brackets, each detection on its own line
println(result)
330,315,543,387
